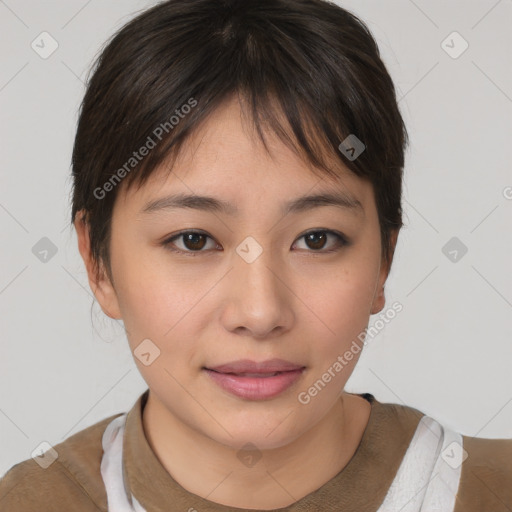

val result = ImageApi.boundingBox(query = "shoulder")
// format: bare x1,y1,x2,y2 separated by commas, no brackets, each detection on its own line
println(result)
363,395,512,510
0,412,123,512
454,435,512,511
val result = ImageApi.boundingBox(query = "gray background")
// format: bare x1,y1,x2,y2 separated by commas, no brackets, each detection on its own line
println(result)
1,0,511,476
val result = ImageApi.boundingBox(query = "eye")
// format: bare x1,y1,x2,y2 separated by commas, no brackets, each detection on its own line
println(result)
293,230,348,252
161,229,348,255
162,230,219,255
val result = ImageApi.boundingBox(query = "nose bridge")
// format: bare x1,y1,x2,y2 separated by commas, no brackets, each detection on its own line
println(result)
224,235,292,334
235,235,283,302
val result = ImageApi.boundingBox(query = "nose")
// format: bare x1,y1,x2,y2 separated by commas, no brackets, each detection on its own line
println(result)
220,242,295,339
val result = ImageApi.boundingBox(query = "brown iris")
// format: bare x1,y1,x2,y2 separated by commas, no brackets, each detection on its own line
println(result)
182,233,208,251
304,232,328,250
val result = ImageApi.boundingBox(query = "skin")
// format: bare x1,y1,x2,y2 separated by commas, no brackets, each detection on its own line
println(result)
75,95,398,509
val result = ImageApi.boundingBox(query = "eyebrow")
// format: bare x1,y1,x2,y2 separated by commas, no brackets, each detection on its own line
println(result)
141,191,364,217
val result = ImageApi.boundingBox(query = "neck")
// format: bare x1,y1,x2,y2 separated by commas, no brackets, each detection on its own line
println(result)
142,392,371,510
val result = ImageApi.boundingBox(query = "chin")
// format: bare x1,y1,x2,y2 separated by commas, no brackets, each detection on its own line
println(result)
208,411,306,452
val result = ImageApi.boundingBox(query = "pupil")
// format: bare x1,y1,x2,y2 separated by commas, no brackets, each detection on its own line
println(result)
307,232,326,250
185,233,205,250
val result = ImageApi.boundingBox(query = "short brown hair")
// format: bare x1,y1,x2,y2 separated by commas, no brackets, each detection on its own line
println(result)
71,0,408,278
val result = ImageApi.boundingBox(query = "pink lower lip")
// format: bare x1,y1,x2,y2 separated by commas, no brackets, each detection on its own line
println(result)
203,368,305,400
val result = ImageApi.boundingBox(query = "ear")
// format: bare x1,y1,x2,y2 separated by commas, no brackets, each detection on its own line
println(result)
74,210,122,320
370,229,399,315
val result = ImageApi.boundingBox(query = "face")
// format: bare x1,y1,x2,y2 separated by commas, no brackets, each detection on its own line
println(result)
78,96,393,451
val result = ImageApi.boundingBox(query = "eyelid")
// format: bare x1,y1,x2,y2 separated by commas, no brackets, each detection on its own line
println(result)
161,228,349,255
162,229,219,255
292,228,348,252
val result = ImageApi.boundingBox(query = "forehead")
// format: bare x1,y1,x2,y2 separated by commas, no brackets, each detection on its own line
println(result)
119,96,373,214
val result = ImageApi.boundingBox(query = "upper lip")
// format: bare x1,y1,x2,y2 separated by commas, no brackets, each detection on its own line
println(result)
205,358,305,374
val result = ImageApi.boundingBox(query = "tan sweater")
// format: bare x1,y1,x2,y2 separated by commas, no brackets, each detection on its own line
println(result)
1,390,510,511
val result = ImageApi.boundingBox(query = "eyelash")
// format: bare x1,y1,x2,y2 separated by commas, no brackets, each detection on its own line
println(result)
160,229,349,256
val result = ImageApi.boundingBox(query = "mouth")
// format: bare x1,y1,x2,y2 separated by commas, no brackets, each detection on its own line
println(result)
202,360,306,400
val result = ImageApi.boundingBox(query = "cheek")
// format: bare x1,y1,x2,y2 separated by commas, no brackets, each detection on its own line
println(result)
120,289,197,357
111,252,215,380
296,270,374,400
109,246,183,342
300,257,379,329
296,256,379,372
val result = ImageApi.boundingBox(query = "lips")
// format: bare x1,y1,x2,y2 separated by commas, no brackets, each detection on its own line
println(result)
203,359,306,400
